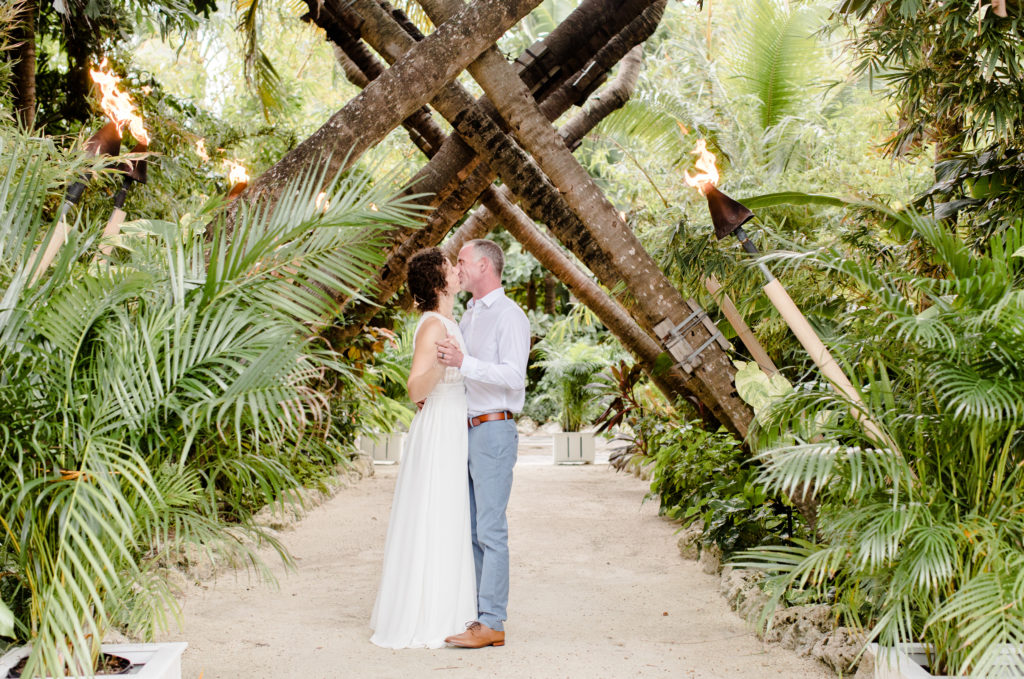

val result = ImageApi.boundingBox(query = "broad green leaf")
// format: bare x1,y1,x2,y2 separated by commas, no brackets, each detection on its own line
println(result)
734,360,792,414
0,598,13,637
738,191,850,210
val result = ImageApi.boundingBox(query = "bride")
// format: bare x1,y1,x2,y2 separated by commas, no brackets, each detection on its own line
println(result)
370,247,477,649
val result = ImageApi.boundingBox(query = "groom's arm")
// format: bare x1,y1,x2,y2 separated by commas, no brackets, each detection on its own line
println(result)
459,308,530,390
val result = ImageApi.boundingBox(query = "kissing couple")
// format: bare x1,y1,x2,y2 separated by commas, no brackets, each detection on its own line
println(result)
370,239,531,650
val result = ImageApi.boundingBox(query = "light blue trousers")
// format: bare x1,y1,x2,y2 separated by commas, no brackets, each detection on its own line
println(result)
467,419,518,632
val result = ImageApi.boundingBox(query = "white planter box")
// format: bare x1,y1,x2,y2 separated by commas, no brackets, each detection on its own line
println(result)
0,642,187,679
358,432,405,464
871,643,1024,678
553,432,595,464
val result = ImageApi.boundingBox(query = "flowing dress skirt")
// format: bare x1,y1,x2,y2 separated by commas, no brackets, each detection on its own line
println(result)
370,381,477,648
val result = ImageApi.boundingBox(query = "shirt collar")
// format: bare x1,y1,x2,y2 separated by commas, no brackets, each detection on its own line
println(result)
466,287,505,310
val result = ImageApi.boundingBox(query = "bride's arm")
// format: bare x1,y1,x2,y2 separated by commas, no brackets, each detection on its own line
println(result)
407,318,447,403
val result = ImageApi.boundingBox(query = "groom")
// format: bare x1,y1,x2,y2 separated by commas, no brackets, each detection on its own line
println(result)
436,239,530,649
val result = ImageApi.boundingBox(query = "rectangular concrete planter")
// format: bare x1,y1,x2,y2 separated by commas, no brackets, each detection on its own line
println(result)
358,432,405,464
871,643,1023,678
553,431,595,464
0,642,187,679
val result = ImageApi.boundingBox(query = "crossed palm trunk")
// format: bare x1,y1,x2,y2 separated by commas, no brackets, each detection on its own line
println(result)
233,0,756,437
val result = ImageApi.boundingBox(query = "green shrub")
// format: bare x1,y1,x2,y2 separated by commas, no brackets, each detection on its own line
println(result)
0,125,423,676
738,208,1024,677
644,417,797,553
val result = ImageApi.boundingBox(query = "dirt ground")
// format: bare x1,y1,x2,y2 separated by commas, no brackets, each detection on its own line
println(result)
159,438,833,679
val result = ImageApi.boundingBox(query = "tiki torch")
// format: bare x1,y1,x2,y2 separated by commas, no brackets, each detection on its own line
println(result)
685,141,893,449
90,60,151,257
30,123,122,286
224,159,249,201
31,60,151,282
97,143,149,257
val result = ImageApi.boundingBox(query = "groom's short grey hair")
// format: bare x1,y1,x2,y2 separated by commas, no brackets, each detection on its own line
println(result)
468,239,504,277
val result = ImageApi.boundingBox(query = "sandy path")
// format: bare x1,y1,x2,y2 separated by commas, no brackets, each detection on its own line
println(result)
161,442,832,679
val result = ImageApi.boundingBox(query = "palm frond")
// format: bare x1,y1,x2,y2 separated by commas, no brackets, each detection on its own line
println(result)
234,0,288,119
929,361,1024,424
929,565,1024,676
723,0,828,130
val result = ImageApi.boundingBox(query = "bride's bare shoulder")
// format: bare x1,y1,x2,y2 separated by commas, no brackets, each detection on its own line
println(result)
414,314,447,343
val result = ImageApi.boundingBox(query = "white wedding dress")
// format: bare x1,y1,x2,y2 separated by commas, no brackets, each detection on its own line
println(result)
370,312,477,649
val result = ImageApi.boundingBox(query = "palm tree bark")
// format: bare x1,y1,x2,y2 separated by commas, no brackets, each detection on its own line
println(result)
472,185,687,402
10,0,36,129
417,0,752,436
444,46,645,257
316,17,446,158
335,0,747,434
242,0,543,207
301,0,652,230
326,0,664,335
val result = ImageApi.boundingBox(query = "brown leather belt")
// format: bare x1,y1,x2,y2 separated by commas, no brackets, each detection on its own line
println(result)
467,411,514,428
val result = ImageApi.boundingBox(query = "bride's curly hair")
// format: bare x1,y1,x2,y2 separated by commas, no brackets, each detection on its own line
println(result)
407,247,448,312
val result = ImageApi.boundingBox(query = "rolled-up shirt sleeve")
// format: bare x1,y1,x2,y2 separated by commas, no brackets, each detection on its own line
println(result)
459,307,530,390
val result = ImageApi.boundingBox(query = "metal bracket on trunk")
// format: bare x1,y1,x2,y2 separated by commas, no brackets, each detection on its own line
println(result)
514,45,556,95
653,300,731,374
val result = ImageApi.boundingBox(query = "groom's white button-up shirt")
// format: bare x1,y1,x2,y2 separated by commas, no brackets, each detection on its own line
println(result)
459,288,531,418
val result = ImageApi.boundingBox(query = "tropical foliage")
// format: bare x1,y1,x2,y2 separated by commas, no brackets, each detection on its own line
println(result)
836,0,1024,157
532,310,621,431
645,416,799,553
0,124,422,676
737,209,1024,676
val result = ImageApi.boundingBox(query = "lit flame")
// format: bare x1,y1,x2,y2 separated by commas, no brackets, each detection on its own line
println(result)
195,139,210,162
315,191,330,212
89,59,149,145
683,139,719,193
223,159,249,185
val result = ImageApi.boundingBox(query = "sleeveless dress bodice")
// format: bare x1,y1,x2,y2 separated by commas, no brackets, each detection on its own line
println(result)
416,311,466,387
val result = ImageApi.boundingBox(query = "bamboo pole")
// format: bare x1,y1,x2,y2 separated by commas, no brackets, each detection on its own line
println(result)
98,208,125,257
761,277,895,451
29,218,71,286
704,274,777,376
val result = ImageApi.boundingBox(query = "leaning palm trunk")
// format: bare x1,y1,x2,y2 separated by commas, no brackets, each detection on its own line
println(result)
445,45,646,256
301,0,654,215
325,0,665,341
415,0,752,436
239,0,543,210
315,0,663,333
436,47,694,401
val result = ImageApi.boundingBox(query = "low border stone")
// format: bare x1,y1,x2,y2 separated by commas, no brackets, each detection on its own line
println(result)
680,525,870,677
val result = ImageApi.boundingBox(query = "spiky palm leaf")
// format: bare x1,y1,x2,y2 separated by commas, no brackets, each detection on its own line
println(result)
235,0,301,119
723,0,827,130
738,207,1024,676
0,125,419,677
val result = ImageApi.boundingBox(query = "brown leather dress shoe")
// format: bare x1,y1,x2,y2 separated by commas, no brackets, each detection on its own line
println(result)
445,621,505,648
